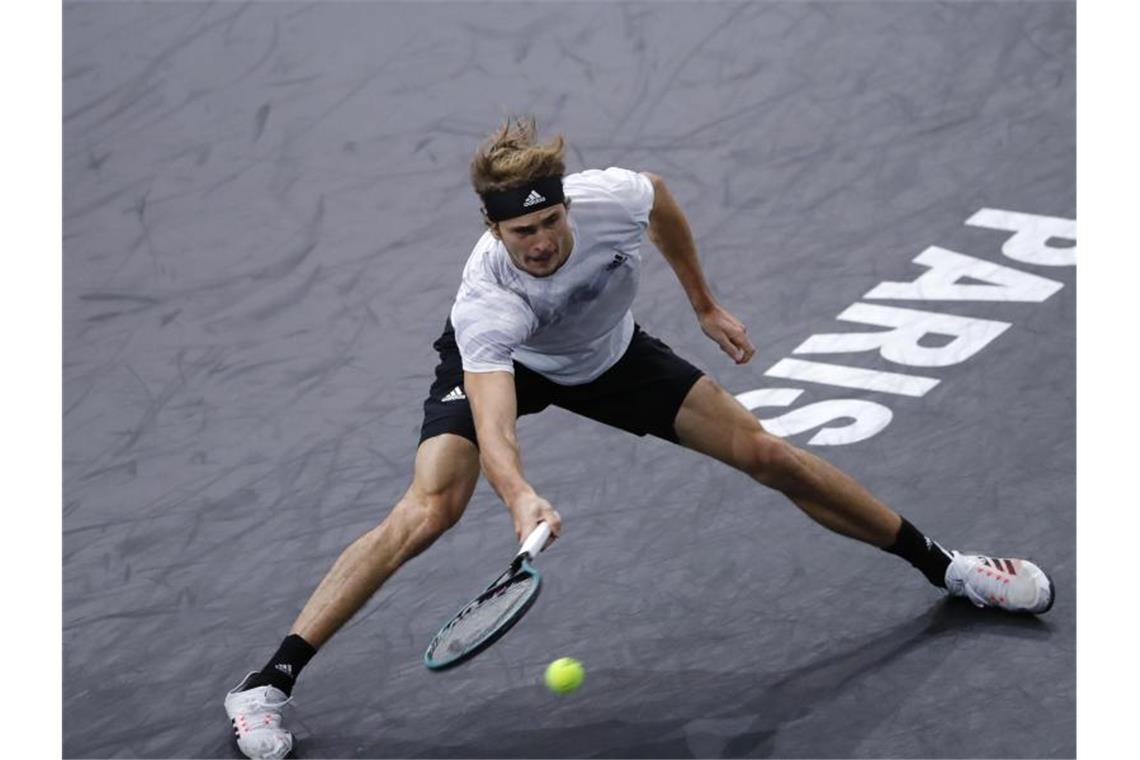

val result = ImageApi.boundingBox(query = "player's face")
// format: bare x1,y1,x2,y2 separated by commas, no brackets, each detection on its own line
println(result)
494,203,574,277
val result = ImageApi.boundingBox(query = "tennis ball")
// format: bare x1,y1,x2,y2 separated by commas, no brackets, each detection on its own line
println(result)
544,657,584,694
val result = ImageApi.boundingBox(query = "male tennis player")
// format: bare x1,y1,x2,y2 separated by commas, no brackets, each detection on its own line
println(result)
223,118,1054,759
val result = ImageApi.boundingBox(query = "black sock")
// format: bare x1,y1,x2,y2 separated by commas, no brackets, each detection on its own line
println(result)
243,634,317,696
883,517,952,588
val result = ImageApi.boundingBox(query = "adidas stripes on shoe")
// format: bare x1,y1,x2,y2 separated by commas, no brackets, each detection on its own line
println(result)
944,551,1055,614
224,673,294,760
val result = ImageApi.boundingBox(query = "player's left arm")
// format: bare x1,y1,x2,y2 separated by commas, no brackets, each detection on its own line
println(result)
641,171,756,365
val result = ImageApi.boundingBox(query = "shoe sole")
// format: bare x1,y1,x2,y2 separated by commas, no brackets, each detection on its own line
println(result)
1039,570,1056,614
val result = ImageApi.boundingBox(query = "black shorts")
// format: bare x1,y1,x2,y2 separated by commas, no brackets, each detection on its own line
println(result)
419,319,705,446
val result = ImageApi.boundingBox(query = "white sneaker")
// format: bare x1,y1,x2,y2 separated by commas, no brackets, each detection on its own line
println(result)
944,551,1055,614
224,673,294,760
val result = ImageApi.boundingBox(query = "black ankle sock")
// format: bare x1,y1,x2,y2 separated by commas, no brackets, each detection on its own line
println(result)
884,517,952,588
244,634,317,696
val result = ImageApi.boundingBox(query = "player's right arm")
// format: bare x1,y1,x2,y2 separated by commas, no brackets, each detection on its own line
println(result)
464,370,562,543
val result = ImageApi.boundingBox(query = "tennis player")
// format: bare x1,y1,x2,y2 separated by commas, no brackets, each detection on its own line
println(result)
223,118,1055,759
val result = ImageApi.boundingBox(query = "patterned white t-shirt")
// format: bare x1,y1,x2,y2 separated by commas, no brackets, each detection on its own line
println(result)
450,167,655,385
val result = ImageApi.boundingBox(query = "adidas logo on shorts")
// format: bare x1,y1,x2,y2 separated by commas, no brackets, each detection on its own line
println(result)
441,386,467,402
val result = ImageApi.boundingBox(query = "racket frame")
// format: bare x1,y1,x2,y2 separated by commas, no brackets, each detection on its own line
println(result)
422,523,550,671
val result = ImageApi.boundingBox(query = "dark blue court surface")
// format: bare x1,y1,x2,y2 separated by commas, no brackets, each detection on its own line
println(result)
63,2,1075,757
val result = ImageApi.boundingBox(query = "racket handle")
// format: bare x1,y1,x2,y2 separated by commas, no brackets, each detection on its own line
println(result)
518,521,551,560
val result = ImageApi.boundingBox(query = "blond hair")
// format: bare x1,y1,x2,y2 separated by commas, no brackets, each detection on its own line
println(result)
470,117,566,195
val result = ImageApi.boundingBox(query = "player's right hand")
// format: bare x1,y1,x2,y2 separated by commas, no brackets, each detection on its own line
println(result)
508,492,562,549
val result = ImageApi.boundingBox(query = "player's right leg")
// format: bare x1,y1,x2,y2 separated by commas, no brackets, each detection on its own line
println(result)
224,432,480,760
290,432,481,647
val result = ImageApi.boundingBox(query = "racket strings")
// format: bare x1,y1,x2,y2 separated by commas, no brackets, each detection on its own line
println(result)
431,575,536,657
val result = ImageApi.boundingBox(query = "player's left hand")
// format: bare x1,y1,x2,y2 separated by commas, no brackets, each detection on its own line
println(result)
697,303,756,365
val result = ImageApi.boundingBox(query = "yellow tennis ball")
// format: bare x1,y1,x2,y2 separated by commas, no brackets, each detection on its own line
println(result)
544,657,584,694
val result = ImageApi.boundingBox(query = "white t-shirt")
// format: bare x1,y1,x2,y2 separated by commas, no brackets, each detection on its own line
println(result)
450,167,655,385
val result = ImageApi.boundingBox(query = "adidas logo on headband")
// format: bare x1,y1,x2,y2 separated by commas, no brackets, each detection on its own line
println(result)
480,176,564,222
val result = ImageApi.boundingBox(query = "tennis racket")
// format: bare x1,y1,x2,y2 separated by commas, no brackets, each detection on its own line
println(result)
423,521,552,671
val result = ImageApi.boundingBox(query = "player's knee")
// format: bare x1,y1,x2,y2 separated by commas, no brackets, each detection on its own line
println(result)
407,483,467,537
382,484,468,561
421,487,467,533
744,432,804,491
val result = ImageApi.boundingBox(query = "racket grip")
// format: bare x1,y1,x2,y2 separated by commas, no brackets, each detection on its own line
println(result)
518,521,551,560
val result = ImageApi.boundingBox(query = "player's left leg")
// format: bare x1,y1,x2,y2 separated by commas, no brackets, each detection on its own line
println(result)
673,376,1054,613
674,376,902,545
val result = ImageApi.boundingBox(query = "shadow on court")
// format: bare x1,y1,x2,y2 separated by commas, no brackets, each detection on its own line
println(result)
257,601,1052,759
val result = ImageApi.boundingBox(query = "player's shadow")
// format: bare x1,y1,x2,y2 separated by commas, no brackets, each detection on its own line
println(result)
353,598,1052,759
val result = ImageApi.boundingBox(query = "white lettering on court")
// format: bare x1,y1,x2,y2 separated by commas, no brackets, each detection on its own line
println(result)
864,247,1063,302
765,358,939,397
966,208,1076,267
734,208,1075,446
736,388,893,446
793,303,1010,368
